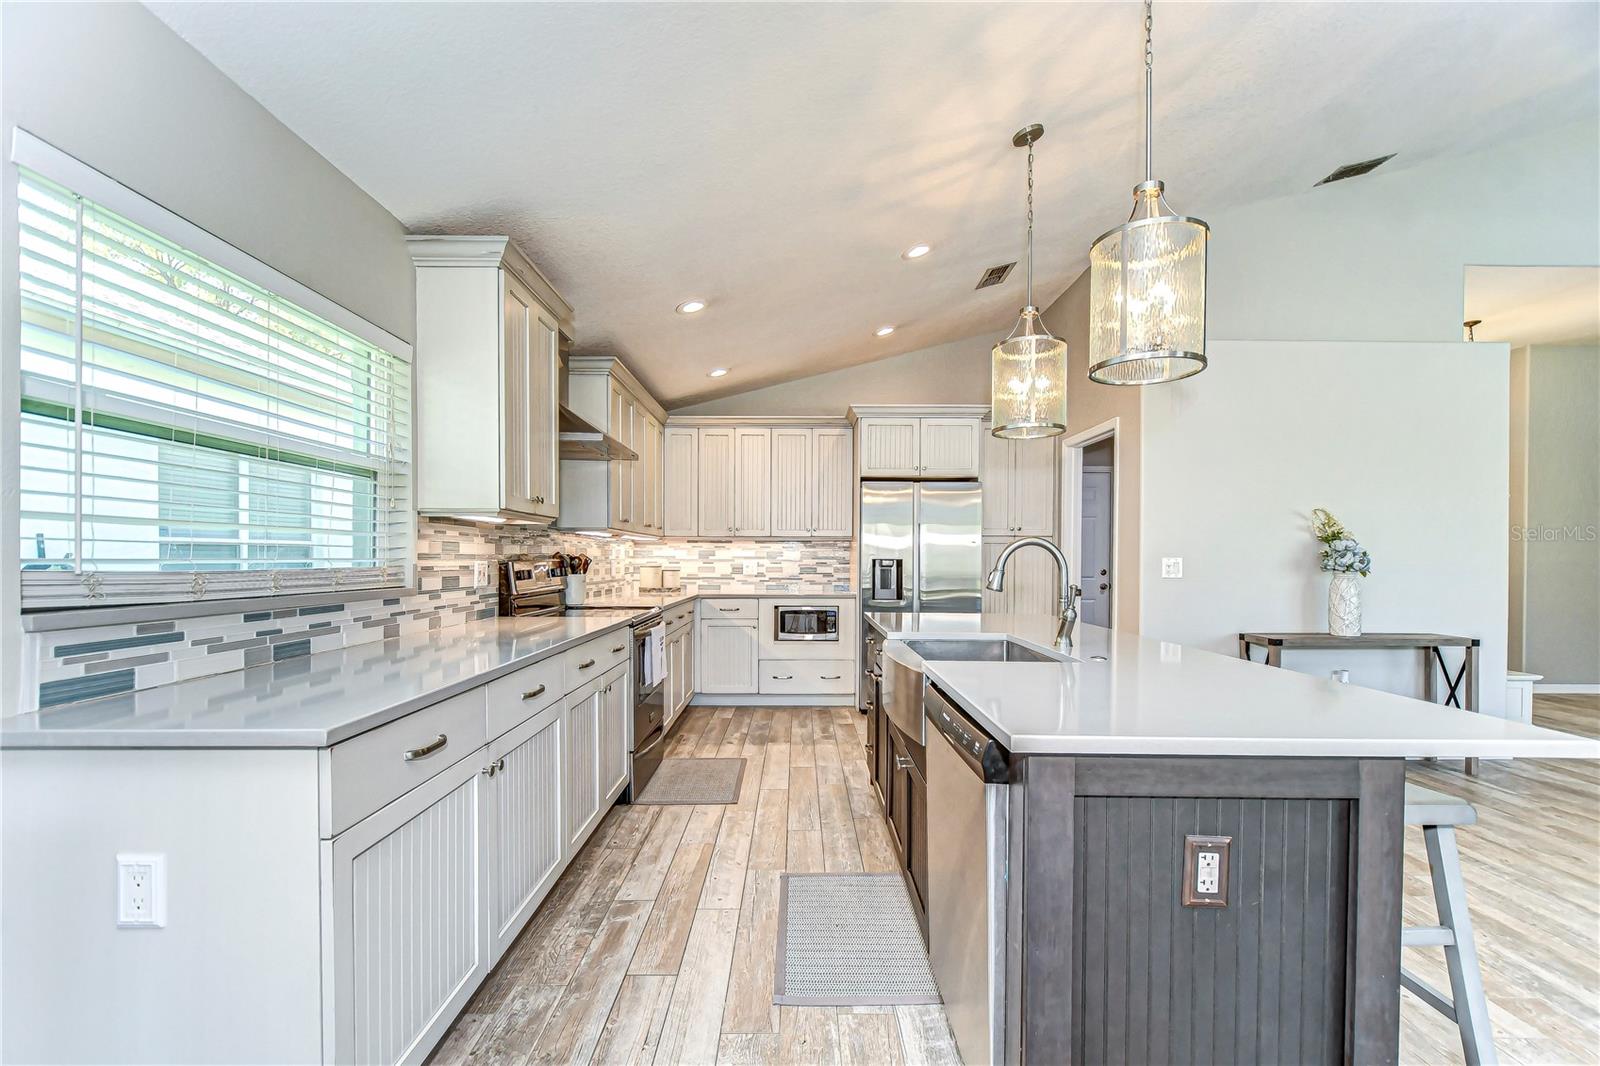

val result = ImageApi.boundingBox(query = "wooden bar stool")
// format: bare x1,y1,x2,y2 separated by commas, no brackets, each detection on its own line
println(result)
1402,783,1498,1065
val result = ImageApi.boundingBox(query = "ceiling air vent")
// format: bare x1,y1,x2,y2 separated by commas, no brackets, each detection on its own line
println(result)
1314,154,1397,187
976,262,1017,290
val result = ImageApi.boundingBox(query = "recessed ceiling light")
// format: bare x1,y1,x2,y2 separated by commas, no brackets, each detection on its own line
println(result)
903,243,932,260
708,367,729,378
875,326,896,337
676,299,707,314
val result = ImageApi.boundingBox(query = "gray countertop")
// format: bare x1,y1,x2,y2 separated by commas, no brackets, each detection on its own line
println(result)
3,584,856,751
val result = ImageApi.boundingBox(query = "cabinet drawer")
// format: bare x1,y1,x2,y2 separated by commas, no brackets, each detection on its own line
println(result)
701,598,757,620
664,602,696,632
563,631,630,693
485,653,565,741
324,688,488,837
758,659,855,696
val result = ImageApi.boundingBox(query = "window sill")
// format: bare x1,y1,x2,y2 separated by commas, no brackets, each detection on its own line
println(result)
21,586,419,633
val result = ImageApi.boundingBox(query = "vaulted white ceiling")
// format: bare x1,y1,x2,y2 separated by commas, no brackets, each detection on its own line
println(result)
149,1,1598,407
1466,266,1600,348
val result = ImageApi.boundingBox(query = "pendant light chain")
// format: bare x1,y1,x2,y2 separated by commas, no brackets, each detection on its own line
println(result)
1144,0,1154,183
1025,135,1036,308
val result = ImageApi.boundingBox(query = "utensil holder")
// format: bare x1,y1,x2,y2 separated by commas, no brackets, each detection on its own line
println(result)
564,574,587,605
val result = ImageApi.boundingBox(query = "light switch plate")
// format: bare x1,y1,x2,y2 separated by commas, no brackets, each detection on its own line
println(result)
1182,835,1230,908
1161,557,1183,579
472,561,491,588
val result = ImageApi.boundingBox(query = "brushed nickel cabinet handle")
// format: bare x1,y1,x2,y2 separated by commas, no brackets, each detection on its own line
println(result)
405,734,448,761
611,645,625,653
718,606,739,613
522,685,546,701
578,658,596,669
772,674,794,681
822,675,842,680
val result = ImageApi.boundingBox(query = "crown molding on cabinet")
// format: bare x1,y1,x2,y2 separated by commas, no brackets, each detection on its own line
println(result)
665,414,850,427
846,403,992,424
406,235,574,330
566,355,668,423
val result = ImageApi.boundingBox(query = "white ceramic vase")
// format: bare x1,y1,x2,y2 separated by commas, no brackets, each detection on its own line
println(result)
1328,572,1363,637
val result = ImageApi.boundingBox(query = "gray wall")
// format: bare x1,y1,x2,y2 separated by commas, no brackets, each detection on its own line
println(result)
673,331,992,416
1522,344,1600,683
1,2,417,709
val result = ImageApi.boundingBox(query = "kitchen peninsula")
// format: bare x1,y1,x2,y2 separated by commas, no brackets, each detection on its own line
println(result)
864,613,1598,1065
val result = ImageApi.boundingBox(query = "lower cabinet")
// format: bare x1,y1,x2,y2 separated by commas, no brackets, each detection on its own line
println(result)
562,681,602,852
487,704,565,963
697,618,759,693
664,621,695,723
323,755,488,1065
598,663,630,801
884,724,929,939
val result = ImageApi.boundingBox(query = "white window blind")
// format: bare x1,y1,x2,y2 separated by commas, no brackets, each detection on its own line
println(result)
17,169,413,609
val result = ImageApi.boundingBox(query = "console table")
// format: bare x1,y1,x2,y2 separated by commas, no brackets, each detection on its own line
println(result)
1238,632,1481,775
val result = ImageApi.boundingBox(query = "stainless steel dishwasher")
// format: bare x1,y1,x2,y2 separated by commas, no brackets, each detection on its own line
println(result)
924,681,1013,1066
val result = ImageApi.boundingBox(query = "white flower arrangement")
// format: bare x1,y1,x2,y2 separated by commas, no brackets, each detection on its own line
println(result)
1311,508,1372,577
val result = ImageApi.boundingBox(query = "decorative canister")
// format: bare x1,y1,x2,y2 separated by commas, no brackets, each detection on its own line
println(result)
564,573,587,605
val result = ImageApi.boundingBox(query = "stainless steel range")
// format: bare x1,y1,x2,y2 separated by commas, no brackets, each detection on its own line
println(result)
498,558,667,797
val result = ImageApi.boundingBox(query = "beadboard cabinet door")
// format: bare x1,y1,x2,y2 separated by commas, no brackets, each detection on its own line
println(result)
980,429,1013,535
562,683,602,853
812,427,854,538
697,428,736,536
697,619,758,694
919,417,982,478
733,427,772,537
1010,435,1058,535
858,417,921,477
598,663,631,802
486,705,564,963
609,381,636,530
500,274,559,521
770,427,814,538
324,753,487,1066
663,427,698,537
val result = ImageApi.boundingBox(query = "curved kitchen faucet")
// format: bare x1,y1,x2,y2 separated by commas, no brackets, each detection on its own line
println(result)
985,537,1082,650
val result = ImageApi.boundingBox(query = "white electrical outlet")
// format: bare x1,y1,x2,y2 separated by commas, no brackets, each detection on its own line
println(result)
1196,851,1221,895
116,853,167,928
1161,557,1183,579
472,561,491,588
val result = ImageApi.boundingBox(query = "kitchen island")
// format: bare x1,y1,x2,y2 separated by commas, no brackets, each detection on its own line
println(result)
863,612,1597,1066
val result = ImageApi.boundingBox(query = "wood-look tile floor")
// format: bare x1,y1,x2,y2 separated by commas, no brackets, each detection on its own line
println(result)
429,706,962,1066
432,697,1600,1066
1400,694,1600,1065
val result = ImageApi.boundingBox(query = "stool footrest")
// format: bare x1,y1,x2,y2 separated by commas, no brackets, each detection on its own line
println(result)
1401,967,1458,1023
1403,925,1457,947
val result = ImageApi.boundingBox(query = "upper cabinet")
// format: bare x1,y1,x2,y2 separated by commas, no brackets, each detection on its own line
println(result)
981,422,1058,536
559,356,666,536
850,406,987,479
409,237,571,524
665,418,853,540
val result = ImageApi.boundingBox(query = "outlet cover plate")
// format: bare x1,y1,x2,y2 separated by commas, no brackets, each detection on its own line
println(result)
116,852,167,928
1161,557,1183,579
1182,834,1230,908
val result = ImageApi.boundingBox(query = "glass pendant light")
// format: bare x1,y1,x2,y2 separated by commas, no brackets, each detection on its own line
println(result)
1088,0,1209,386
992,123,1067,439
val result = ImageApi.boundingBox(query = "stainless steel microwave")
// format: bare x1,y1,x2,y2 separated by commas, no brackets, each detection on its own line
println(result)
774,605,840,641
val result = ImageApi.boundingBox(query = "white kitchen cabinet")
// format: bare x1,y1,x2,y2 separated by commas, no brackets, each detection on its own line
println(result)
410,236,569,524
734,427,771,536
324,752,488,1065
697,427,736,535
918,417,982,477
697,617,759,694
486,704,564,963
682,623,695,713
562,681,602,852
812,427,854,537
598,663,631,802
663,427,698,536
853,407,986,479
982,427,1058,536
770,427,814,538
560,356,666,536
856,416,922,477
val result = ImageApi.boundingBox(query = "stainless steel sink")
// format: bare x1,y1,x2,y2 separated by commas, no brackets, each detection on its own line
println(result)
900,638,1057,664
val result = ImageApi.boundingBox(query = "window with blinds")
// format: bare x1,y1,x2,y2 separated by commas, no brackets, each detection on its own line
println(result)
17,170,412,609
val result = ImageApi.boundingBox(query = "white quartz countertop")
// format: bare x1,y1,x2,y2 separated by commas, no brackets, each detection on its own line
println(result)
1,612,649,750
872,612,1599,760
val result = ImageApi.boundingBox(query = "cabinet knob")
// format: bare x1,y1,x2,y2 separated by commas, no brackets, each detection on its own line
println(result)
497,757,506,772
481,763,496,778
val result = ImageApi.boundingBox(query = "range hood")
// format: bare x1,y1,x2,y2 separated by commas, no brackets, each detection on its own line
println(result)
558,404,637,462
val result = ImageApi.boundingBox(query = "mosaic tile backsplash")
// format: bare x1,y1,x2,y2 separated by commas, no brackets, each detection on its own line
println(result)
21,519,853,712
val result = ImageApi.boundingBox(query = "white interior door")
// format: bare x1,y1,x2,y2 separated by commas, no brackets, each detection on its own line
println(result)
1079,469,1113,627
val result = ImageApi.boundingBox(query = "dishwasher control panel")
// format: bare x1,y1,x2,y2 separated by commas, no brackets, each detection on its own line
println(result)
925,684,1011,783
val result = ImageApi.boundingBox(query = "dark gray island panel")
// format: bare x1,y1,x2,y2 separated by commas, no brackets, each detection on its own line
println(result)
1014,755,1404,1066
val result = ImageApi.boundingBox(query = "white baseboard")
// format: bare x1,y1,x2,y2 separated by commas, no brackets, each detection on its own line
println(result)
689,694,856,707
1533,683,1600,694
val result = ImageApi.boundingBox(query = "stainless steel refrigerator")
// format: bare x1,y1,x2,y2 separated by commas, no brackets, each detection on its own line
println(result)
858,481,983,614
